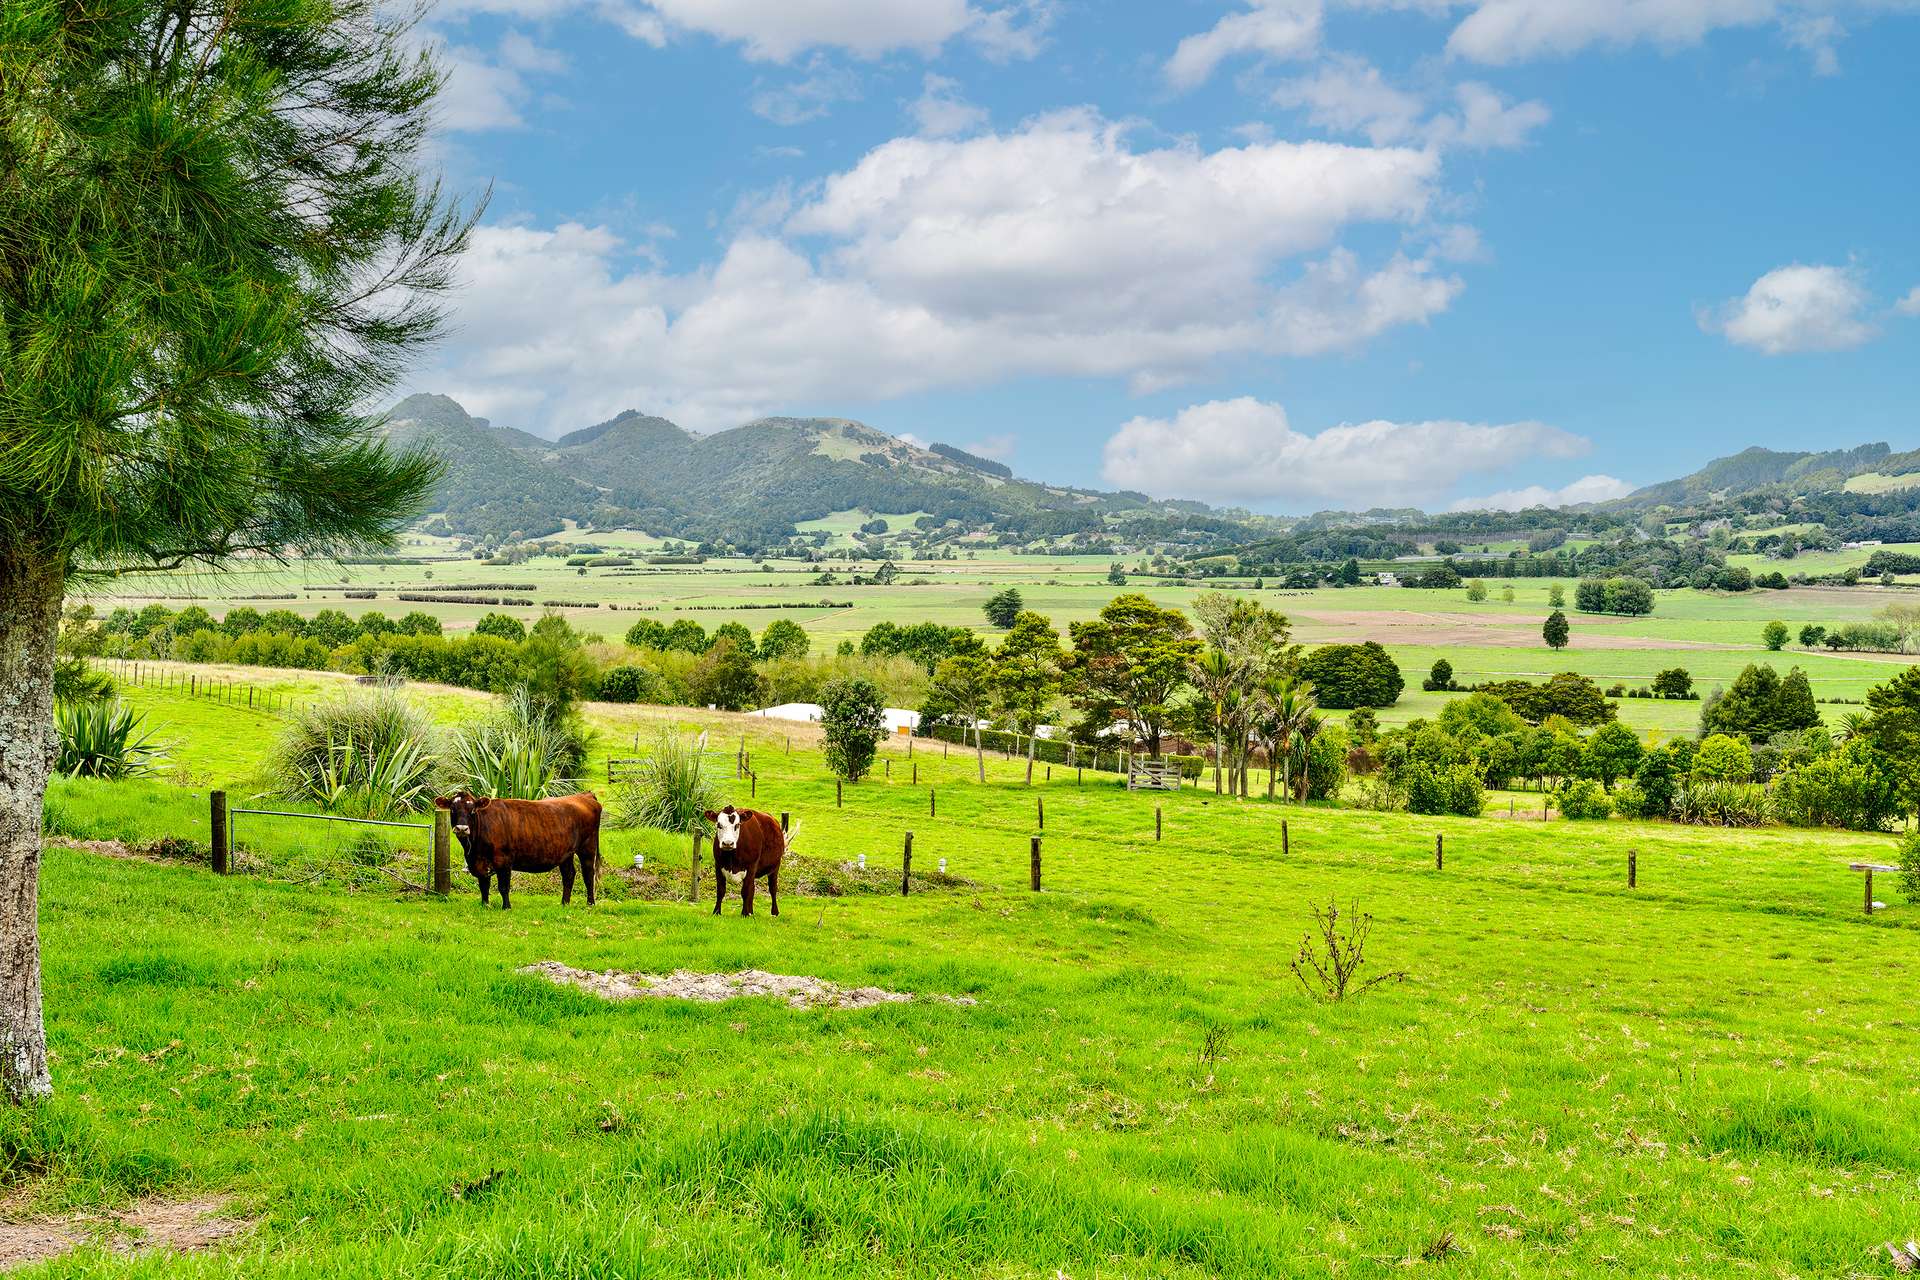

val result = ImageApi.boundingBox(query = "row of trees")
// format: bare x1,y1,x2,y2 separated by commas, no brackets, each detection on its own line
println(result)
915,593,1370,802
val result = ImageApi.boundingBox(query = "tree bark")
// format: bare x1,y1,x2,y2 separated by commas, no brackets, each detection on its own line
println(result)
0,547,61,1102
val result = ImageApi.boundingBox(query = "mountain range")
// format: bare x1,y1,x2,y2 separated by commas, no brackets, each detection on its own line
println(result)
378,394,1258,548
378,393,1920,548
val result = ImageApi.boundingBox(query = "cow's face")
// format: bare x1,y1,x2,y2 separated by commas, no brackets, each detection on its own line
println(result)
706,806,743,851
434,793,491,847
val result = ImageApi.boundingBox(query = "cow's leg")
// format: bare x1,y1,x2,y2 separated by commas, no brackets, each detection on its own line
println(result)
476,871,491,905
560,853,575,905
766,865,779,917
712,857,727,915
581,833,599,906
741,865,756,917
497,867,512,910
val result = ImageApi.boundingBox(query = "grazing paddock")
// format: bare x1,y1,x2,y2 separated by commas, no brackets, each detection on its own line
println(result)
23,675,1920,1276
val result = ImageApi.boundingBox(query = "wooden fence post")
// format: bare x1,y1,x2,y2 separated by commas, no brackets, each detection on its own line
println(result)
912,761,918,785
433,808,452,895
1037,797,1044,830
901,832,913,896
1155,805,1162,841
837,780,843,808
885,759,891,779
751,773,757,799
930,789,936,818
691,831,703,902
1435,833,1443,870
1627,849,1636,888
210,790,229,875
1864,866,1874,916
1282,820,1288,858
1029,836,1042,891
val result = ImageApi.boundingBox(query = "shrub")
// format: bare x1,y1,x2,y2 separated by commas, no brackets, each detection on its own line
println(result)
819,676,886,782
1556,779,1612,820
451,688,594,800
1691,733,1753,782
1403,761,1483,817
1899,829,1920,903
269,690,445,816
597,665,657,705
54,700,164,780
1670,779,1771,827
52,658,114,705
613,729,720,834
1610,779,1651,818
1769,741,1902,832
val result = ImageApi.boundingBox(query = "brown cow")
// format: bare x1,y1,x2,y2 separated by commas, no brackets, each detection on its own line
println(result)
705,805,785,917
434,791,602,910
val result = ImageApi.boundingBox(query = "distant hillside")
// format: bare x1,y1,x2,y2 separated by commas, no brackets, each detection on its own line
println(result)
378,395,1255,547
1610,443,1895,510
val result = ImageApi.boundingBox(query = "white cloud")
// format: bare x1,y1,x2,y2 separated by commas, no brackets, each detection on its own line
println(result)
1272,56,1548,150
419,114,1464,434
964,434,1018,460
1895,285,1920,316
909,74,988,137
1450,474,1634,511
636,0,1035,61
1700,263,1877,354
750,59,862,125
1444,0,1916,69
1099,397,1589,508
1166,0,1323,90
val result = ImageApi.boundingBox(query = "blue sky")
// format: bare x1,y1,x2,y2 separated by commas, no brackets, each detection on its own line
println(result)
404,0,1920,514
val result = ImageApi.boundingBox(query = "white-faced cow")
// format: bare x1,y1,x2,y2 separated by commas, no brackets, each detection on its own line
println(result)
705,805,785,916
434,791,602,910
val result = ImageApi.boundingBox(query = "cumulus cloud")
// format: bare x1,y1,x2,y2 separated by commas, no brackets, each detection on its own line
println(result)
435,32,570,131
908,73,988,136
1450,474,1634,511
1700,263,1877,354
1443,0,1912,71
1272,56,1548,150
1895,285,1920,317
1099,397,1588,508
1166,0,1323,90
417,114,1464,434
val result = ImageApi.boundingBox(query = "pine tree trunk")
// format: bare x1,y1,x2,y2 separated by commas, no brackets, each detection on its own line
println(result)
1025,724,1037,785
0,548,61,1103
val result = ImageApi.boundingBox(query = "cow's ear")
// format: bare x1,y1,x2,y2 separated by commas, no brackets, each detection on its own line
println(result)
475,797,493,810
702,810,717,823
433,796,451,810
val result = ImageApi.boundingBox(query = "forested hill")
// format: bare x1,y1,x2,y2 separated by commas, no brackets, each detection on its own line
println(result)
1607,442,1909,509
377,394,1257,548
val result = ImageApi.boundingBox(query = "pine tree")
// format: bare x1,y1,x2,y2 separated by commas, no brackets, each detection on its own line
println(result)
0,0,475,1100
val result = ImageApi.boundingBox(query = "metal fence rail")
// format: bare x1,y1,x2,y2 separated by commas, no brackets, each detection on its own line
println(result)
211,790,451,892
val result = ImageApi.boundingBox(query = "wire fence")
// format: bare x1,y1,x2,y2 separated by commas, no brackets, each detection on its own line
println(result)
103,659,313,717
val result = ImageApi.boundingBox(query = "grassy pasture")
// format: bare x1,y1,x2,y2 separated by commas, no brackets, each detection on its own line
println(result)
21,676,1920,1276
82,547,1919,719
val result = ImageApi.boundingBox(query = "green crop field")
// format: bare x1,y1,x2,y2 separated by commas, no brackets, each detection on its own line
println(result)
21,673,1920,1276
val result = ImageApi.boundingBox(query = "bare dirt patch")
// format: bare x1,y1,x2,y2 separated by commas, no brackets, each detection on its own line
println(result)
519,961,976,1010
0,1196,252,1271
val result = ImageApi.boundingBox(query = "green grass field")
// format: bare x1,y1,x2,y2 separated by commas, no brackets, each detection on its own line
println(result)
82,544,1920,722
18,676,1920,1275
